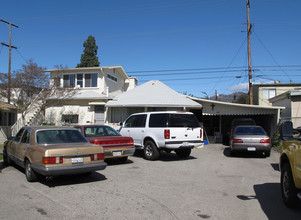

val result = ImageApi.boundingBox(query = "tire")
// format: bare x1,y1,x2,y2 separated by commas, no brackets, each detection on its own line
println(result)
25,160,38,182
3,149,12,166
144,140,160,160
175,148,191,159
281,163,299,207
265,150,271,157
117,156,128,162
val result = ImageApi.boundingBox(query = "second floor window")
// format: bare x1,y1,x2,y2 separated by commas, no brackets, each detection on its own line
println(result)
262,89,276,99
63,73,98,88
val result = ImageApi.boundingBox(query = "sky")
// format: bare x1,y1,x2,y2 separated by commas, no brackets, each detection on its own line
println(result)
0,0,301,98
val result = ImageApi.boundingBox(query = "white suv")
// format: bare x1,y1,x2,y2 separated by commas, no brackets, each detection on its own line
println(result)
119,111,203,160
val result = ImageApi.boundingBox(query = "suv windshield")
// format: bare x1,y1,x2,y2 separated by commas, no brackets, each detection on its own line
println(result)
149,113,199,128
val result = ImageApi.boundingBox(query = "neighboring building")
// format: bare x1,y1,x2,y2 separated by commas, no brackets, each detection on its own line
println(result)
44,66,137,126
269,90,301,127
0,101,17,140
253,83,301,106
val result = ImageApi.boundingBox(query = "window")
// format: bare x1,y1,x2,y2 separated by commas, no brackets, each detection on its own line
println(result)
62,115,78,124
85,73,97,87
262,89,276,99
124,115,147,128
63,73,97,88
108,74,117,82
77,74,83,87
21,129,31,144
14,128,25,142
63,74,75,87
149,114,168,127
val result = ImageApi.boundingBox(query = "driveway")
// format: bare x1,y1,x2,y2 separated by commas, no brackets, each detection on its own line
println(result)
0,144,301,219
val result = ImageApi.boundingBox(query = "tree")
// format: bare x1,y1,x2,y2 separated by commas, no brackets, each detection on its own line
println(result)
77,35,100,67
0,59,48,110
235,93,250,104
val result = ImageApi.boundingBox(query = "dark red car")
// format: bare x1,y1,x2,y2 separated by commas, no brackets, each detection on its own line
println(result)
75,125,135,162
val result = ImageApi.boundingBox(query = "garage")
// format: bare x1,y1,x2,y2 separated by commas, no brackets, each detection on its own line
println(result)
190,97,284,144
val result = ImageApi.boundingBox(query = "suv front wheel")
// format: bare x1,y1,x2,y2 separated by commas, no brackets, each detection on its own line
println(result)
144,140,160,160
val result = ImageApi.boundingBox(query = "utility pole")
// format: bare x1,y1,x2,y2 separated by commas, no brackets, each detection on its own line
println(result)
1,18,19,104
247,0,253,105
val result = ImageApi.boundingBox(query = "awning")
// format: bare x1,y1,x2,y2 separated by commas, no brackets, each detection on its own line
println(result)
62,105,80,115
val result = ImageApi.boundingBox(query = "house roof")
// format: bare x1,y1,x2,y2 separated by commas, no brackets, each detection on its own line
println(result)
0,101,17,111
106,80,202,108
269,90,301,102
45,65,134,80
47,90,112,100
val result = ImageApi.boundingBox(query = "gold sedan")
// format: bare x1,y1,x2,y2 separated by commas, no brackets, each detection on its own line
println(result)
3,126,107,182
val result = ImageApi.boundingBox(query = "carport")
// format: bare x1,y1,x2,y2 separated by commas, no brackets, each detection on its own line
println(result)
190,97,284,144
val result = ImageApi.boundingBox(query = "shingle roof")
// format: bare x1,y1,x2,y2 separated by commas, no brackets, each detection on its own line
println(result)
0,101,17,111
106,80,202,108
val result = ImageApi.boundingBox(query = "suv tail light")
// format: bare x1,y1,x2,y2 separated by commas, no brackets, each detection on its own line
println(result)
200,129,203,139
42,156,63,164
91,153,105,161
260,139,271,143
232,139,243,143
164,129,170,139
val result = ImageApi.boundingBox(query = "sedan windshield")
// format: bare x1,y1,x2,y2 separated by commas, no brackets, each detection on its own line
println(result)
36,130,88,144
235,126,266,135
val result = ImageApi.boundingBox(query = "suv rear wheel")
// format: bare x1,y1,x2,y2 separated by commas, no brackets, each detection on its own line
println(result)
175,148,191,159
144,140,160,160
281,163,299,207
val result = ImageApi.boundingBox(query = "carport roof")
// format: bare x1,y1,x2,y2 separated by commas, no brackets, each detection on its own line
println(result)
106,80,202,108
190,96,284,115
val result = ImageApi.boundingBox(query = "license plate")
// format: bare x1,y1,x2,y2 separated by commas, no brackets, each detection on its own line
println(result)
71,158,84,164
247,147,256,151
113,151,122,156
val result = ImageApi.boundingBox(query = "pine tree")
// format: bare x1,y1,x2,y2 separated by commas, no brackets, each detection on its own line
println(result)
77,35,100,67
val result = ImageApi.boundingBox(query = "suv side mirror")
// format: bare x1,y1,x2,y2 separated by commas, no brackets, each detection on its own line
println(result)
280,121,293,141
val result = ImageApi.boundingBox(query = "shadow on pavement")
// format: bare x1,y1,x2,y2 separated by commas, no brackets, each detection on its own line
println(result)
132,149,197,162
223,147,267,159
237,183,301,219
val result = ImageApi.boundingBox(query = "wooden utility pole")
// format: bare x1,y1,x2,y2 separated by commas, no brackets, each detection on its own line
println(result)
247,0,253,105
0,19,19,104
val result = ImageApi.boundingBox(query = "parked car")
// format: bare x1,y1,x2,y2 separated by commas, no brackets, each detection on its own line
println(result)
3,126,107,182
119,111,203,160
230,118,256,134
75,125,135,162
279,121,301,207
229,125,271,157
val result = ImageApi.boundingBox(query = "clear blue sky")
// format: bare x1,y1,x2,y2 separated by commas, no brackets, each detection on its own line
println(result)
1,0,300,98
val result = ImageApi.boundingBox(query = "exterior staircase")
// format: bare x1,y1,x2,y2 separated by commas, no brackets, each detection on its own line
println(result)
11,89,46,136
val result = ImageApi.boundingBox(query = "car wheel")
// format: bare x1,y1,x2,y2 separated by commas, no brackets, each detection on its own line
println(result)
175,148,191,159
3,148,12,166
117,156,128,162
144,140,160,160
25,160,38,182
281,163,299,207
265,150,271,157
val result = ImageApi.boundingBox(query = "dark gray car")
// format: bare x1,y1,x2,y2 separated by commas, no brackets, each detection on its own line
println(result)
230,125,271,157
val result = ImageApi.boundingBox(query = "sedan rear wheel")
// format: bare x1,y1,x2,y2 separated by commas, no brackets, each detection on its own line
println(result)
25,160,38,182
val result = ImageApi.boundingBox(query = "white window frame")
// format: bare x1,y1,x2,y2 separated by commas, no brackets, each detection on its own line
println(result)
62,73,98,88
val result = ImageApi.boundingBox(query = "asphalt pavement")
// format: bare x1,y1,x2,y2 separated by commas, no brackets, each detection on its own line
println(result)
1,144,301,220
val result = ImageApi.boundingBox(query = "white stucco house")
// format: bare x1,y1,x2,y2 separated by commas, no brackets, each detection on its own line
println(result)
44,66,137,126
